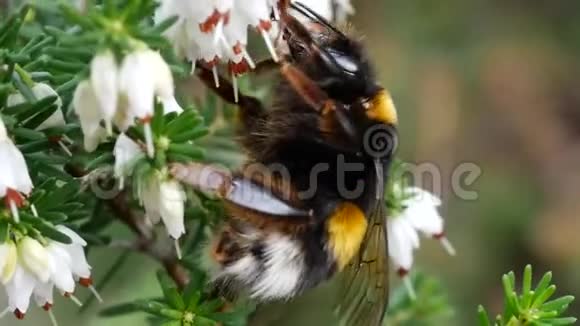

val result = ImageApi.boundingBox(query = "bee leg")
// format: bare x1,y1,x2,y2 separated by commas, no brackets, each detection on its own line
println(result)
170,162,311,219
196,63,265,131
170,162,232,197
280,62,358,142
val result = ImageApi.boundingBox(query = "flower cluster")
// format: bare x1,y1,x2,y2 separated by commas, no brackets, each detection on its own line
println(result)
0,228,96,321
0,117,97,322
155,0,354,101
114,133,187,248
387,186,455,298
74,47,182,156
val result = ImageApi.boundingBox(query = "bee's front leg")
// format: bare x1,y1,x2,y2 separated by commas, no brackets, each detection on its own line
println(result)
280,62,358,146
170,162,312,225
196,64,265,132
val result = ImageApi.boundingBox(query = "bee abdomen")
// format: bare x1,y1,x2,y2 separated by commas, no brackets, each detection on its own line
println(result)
207,224,311,301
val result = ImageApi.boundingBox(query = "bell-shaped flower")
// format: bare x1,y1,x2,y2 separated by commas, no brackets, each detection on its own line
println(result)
113,133,144,189
0,118,34,222
72,80,108,152
3,264,38,319
119,48,175,158
141,176,186,240
386,187,455,299
90,50,119,134
158,180,187,240
17,237,50,283
54,226,92,282
6,83,66,131
140,175,186,258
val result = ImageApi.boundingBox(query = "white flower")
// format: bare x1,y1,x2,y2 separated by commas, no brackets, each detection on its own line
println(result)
2,237,49,318
3,264,37,318
44,242,75,294
90,50,119,134
54,226,92,282
141,176,186,241
73,80,108,152
75,46,178,155
387,187,455,276
387,215,419,273
1,229,96,320
34,226,97,310
7,83,66,130
155,0,355,101
159,180,187,240
119,48,175,158
113,133,144,189
0,117,34,222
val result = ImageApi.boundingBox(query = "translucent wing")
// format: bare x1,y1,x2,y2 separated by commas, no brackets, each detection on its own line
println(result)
335,201,389,326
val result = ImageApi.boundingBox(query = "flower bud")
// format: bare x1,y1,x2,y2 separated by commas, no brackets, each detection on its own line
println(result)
18,237,50,283
0,241,17,284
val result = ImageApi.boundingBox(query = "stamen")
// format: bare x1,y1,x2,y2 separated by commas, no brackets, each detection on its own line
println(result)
438,236,456,256
62,134,74,144
260,29,279,62
9,200,19,224
212,65,220,88
88,285,103,303
118,176,125,191
402,275,416,301
31,204,39,217
191,60,197,75
48,309,59,326
174,239,182,260
64,293,83,307
241,46,256,69
232,74,239,103
142,122,155,158
58,141,72,157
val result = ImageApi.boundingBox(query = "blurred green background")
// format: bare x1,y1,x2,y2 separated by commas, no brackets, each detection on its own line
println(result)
2,0,580,325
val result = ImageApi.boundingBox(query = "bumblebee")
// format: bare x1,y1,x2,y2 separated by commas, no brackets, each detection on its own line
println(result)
172,2,398,325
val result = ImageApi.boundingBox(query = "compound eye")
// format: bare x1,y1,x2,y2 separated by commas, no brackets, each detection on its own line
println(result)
327,49,359,77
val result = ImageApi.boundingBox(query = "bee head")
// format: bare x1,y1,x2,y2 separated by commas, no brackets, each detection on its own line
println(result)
285,2,398,160
286,4,398,128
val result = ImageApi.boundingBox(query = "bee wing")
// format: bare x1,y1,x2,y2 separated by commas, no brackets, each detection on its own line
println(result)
335,202,389,326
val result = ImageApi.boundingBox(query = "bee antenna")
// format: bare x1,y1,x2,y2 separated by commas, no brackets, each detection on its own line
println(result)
290,2,347,39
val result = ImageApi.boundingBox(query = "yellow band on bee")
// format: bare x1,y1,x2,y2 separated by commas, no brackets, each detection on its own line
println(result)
367,90,398,125
327,202,368,270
